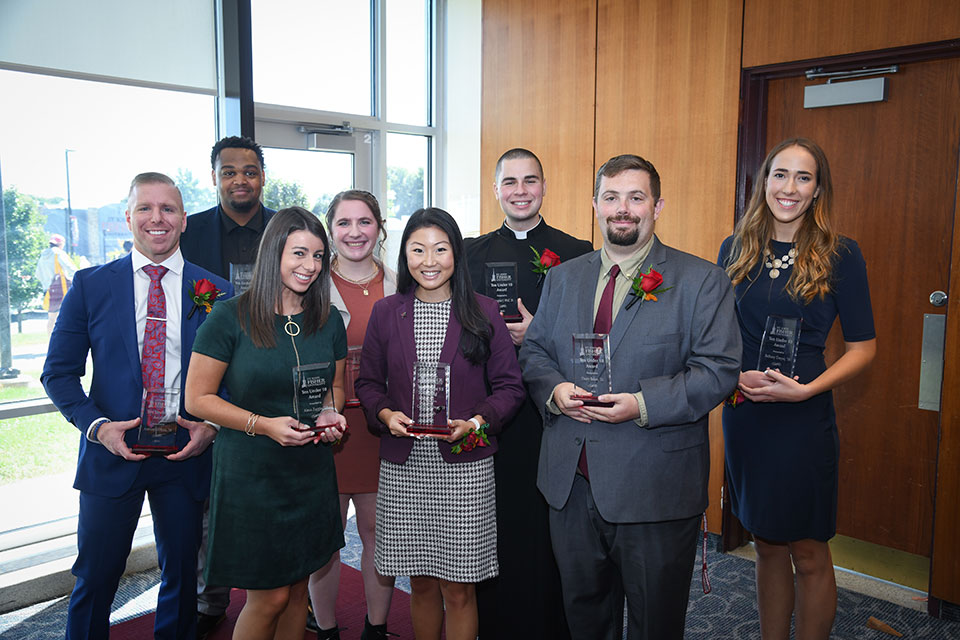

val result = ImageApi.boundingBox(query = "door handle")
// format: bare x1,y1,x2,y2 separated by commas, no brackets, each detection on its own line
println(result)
930,290,948,307
919,314,946,411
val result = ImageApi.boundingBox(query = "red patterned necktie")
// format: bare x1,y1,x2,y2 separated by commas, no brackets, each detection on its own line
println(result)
141,265,168,427
578,263,621,480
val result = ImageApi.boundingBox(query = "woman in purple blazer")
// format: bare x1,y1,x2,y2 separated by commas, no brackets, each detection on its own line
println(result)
355,208,524,640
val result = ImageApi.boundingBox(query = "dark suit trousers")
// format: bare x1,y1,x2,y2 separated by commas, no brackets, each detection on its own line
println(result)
549,474,700,640
67,457,204,640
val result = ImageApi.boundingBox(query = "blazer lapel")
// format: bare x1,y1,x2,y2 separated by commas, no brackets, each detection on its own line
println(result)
438,302,463,365
180,263,201,389
608,237,669,357
578,251,603,333
113,255,143,386
397,293,417,383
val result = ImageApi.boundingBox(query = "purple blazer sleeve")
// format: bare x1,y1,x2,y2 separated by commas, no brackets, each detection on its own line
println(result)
354,297,396,435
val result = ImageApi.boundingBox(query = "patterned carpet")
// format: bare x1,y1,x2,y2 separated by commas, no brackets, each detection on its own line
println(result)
2,526,959,639
684,547,960,639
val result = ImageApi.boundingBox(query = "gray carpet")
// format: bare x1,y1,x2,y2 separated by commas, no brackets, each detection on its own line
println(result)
2,527,959,639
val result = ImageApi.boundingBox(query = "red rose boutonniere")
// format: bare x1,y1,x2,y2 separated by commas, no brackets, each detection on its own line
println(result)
626,266,673,309
451,422,490,454
530,246,562,287
188,278,225,319
725,389,745,408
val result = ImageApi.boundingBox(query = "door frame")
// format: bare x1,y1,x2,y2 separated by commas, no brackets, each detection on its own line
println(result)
727,38,960,615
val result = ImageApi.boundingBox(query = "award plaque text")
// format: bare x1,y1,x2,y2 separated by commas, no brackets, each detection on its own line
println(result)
133,388,180,454
571,333,614,407
293,362,335,432
229,262,255,295
757,315,802,378
484,262,522,323
408,361,452,435
344,346,362,408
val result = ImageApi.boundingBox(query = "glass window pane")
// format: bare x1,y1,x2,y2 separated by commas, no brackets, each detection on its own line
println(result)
384,133,428,269
251,0,372,115
387,0,431,125
260,148,354,217
0,69,216,406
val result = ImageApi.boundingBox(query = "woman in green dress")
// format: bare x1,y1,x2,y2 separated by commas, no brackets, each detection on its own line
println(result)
186,206,348,640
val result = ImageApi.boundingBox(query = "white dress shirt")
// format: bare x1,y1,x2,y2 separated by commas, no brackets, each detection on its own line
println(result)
87,248,186,442
131,247,184,392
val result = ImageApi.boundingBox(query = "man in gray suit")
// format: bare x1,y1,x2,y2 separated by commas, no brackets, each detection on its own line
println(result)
519,154,741,640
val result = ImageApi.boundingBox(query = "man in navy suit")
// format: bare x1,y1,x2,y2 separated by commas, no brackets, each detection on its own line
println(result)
42,172,231,639
179,135,274,636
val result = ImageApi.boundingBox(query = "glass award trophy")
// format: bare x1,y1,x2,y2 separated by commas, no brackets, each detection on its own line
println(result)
757,315,802,378
484,262,522,323
570,333,614,407
408,361,452,435
293,362,336,432
229,262,255,295
344,346,363,409
133,388,180,454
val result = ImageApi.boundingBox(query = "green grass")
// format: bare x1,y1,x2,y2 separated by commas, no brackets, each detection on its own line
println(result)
0,319,92,484
11,328,47,350
0,412,78,485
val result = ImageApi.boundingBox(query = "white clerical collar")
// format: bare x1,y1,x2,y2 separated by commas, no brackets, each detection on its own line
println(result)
503,216,543,240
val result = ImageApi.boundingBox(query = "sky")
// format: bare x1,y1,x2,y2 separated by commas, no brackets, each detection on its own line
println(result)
0,0,430,209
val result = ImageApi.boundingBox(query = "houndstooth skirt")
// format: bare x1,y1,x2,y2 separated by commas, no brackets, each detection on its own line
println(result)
375,437,498,582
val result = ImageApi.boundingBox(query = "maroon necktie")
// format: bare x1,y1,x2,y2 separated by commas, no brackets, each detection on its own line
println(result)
578,264,620,479
141,265,168,426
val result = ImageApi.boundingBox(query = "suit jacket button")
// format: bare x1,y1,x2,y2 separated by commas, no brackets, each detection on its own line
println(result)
575,437,582,445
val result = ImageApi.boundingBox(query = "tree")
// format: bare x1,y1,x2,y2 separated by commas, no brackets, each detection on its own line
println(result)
174,168,216,214
262,179,310,211
312,193,337,219
387,167,425,218
3,187,47,332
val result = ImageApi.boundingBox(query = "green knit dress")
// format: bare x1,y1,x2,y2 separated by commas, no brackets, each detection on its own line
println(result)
193,297,347,589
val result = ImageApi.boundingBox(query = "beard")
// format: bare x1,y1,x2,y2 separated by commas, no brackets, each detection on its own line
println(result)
606,216,641,246
224,194,259,213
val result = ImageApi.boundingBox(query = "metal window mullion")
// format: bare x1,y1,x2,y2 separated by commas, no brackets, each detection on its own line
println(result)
374,0,389,205
431,0,443,208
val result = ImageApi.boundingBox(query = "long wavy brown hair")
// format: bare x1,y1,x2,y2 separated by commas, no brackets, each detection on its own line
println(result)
725,138,839,302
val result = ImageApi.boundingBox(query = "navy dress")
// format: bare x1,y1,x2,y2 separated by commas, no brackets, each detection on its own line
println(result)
718,237,875,542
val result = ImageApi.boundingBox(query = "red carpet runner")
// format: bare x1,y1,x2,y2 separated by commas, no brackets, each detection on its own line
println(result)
109,565,414,639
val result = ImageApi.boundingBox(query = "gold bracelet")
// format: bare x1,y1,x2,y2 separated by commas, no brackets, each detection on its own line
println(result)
245,413,259,436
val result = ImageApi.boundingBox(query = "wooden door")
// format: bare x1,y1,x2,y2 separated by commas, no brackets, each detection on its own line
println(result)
762,57,960,557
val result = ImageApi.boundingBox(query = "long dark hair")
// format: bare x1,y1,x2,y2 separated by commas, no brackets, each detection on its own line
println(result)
397,208,491,365
237,207,332,348
725,137,838,302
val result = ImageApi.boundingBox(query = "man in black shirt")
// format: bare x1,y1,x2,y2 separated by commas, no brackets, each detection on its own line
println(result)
180,136,276,293
180,136,275,638
466,148,592,640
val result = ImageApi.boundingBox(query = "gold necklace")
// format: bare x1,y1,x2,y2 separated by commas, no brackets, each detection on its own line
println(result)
764,245,797,279
332,258,379,296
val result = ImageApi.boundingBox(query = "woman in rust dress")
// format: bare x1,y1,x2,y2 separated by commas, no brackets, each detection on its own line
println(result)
308,191,397,640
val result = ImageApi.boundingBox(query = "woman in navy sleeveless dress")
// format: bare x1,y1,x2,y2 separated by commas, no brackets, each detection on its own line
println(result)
719,139,876,640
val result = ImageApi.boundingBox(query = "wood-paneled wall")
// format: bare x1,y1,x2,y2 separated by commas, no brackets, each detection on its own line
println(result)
743,0,960,67
594,0,742,262
480,0,960,560
592,0,743,531
480,0,597,242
